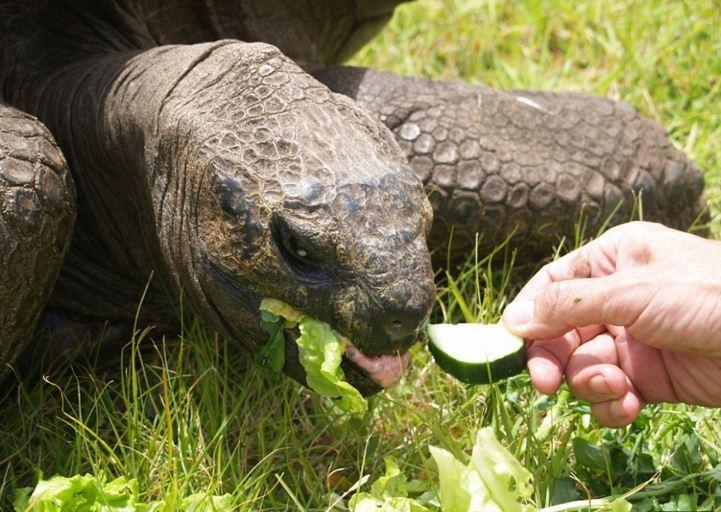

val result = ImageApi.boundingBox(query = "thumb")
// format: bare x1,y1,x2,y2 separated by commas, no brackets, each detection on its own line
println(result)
502,274,646,340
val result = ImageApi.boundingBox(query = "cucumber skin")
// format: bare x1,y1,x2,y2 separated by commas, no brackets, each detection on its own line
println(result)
428,342,527,385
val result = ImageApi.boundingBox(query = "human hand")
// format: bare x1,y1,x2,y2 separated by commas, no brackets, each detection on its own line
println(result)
501,221,721,427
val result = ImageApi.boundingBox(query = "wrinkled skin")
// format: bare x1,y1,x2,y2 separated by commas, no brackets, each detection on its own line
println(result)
0,0,707,393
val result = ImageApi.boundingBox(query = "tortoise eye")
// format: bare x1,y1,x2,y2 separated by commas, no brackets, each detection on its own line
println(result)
282,231,317,265
272,217,332,282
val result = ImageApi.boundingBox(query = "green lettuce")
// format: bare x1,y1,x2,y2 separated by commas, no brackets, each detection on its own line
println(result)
349,429,534,512
259,299,367,413
430,428,534,512
13,474,232,511
349,428,535,512
428,445,472,511
349,458,430,512
259,298,302,324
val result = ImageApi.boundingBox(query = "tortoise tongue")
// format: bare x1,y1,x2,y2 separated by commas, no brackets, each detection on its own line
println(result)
344,345,410,389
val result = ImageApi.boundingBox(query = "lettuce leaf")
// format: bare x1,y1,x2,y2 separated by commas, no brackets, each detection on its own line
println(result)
12,474,138,511
429,428,534,512
295,314,367,413
350,494,430,512
428,446,473,511
257,310,287,374
349,458,430,512
13,474,232,511
370,457,408,497
470,428,533,511
259,298,302,325
259,299,367,414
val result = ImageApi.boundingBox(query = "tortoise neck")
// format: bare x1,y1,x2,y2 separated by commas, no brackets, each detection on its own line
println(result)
15,50,181,320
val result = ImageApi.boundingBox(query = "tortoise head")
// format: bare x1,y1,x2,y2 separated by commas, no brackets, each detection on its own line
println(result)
182,49,435,393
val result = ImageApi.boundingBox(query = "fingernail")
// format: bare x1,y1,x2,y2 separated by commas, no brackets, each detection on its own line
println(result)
589,375,608,396
502,300,534,332
608,399,626,419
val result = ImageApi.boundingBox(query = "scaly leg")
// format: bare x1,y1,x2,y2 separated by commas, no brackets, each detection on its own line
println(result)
0,104,75,378
315,67,707,264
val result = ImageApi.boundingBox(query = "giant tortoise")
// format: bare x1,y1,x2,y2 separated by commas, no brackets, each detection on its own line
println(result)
0,0,706,393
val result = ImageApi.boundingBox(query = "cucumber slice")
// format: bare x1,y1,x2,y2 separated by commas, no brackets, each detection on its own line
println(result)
427,322,527,384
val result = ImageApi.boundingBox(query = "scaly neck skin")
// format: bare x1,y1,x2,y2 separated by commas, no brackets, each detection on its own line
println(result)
95,41,265,333
36,56,181,320
8,42,245,324
0,3,163,319
1,19,223,318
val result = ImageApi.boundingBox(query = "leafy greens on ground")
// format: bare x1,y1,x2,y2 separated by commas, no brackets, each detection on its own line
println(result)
13,474,232,511
347,428,534,511
350,428,632,512
429,428,534,512
349,457,431,511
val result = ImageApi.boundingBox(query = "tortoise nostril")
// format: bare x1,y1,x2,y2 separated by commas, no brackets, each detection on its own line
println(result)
383,314,417,344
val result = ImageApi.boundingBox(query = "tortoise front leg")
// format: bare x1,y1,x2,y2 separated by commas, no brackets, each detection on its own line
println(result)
0,104,75,379
315,67,707,264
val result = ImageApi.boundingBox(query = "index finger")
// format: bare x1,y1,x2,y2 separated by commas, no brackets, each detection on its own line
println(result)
502,229,624,337
514,230,621,303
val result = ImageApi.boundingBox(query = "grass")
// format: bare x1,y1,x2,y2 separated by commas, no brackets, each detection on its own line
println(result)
2,0,721,510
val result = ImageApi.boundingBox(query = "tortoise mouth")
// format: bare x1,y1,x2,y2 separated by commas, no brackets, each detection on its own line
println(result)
344,344,410,389
281,327,411,394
